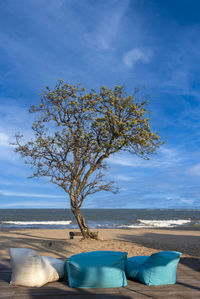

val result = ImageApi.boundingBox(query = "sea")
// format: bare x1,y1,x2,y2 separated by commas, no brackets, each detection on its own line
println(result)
0,209,199,229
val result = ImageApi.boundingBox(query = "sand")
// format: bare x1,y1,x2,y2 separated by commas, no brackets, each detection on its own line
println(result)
0,227,200,259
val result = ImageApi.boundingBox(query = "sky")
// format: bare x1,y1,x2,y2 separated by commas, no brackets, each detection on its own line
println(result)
0,0,200,209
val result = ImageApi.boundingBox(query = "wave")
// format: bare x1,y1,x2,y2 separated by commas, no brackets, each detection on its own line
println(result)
2,220,72,225
0,219,191,229
125,219,191,228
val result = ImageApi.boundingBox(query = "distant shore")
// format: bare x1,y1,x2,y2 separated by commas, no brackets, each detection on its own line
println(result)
0,228,200,259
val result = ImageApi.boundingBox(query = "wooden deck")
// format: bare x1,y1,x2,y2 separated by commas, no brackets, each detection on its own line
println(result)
0,257,200,299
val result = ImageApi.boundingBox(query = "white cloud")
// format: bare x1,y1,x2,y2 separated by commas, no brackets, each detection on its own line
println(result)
0,190,65,199
160,33,200,96
0,201,67,208
114,175,133,181
108,146,182,168
179,198,194,204
0,147,19,165
108,155,136,167
123,48,152,69
188,163,200,176
0,102,33,129
166,195,194,205
85,0,129,50
0,102,36,164
158,147,182,165
0,179,15,186
0,132,10,147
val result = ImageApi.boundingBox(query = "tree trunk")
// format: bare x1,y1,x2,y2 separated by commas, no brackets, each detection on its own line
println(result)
71,206,97,239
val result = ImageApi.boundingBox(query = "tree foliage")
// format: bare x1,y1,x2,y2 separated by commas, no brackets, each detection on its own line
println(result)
15,80,162,238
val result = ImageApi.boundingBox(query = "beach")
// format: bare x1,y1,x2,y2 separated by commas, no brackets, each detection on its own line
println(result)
1,227,200,259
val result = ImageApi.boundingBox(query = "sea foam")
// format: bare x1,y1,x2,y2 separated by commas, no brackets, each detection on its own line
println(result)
124,219,191,228
3,221,72,225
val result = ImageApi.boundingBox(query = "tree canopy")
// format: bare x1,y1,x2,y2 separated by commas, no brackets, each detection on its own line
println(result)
15,80,162,238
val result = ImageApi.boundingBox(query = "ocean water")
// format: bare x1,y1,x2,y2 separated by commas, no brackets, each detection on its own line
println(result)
0,209,199,229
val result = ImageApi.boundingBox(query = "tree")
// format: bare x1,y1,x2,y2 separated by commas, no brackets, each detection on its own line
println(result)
14,80,161,239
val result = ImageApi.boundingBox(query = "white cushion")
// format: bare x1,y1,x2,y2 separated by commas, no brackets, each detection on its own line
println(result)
9,248,65,287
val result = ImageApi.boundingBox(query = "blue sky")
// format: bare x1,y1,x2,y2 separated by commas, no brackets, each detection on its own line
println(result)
0,0,200,209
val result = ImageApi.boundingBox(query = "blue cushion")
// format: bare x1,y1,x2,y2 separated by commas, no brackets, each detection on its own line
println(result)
137,251,182,286
125,256,149,279
66,251,127,288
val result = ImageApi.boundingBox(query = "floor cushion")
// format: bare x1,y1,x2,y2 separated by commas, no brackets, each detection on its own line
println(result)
9,248,65,287
66,250,127,288
125,256,149,279
126,251,182,286
137,251,182,286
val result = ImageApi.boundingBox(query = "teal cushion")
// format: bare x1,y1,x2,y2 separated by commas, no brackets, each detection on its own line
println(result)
136,251,182,286
66,251,127,288
125,256,149,279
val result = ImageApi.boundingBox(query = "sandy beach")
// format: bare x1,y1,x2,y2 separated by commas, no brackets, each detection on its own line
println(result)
0,227,200,259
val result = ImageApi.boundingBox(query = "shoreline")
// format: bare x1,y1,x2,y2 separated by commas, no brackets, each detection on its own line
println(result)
0,227,200,259
2,226,200,231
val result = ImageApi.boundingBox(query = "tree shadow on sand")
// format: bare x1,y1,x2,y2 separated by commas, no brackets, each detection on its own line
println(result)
0,229,75,259
116,231,200,257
